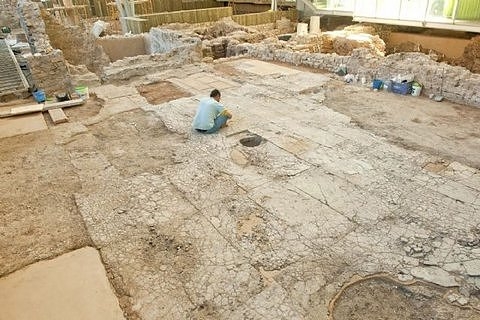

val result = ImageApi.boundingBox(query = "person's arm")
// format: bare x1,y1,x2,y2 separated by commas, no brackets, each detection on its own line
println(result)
216,102,232,119
221,109,233,119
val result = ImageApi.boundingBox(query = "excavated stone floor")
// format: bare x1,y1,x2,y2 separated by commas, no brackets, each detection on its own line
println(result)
1,58,480,319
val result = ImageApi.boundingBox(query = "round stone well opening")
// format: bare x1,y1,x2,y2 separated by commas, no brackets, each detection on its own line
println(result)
240,134,264,147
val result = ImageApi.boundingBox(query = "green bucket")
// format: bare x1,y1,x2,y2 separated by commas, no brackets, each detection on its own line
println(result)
74,86,89,99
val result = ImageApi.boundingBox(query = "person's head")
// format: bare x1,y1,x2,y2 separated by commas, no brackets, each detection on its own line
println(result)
210,89,221,102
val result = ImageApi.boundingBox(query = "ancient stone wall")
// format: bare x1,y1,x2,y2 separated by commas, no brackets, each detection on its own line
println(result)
0,0,19,29
228,43,480,107
42,12,110,74
27,50,72,95
17,0,52,54
101,40,202,82
149,28,202,54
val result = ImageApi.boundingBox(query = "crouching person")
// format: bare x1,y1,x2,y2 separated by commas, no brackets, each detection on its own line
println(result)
193,89,232,134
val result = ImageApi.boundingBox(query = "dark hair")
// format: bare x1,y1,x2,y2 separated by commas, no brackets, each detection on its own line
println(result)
210,89,221,98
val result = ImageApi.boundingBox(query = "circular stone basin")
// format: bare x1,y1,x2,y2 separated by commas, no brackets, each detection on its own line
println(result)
240,134,263,147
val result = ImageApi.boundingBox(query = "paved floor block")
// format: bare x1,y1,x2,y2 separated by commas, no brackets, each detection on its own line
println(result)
0,247,125,320
0,113,47,139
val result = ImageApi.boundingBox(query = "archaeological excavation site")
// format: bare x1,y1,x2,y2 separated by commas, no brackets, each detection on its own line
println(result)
1,0,480,319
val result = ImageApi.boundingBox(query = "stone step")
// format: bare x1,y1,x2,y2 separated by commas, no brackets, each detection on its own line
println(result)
0,39,29,96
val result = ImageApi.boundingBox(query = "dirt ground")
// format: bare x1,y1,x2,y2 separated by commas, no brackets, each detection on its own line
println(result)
324,80,480,169
331,276,480,320
136,81,191,105
1,59,480,319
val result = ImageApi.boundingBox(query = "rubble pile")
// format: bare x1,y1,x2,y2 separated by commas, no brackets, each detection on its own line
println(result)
275,17,292,34
343,24,378,35
289,34,322,53
458,35,480,74
322,31,386,56
198,19,268,60
387,40,448,63
196,17,248,39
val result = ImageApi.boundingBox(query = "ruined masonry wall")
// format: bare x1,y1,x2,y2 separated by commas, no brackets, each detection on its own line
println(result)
229,43,480,108
27,50,72,95
17,0,52,54
43,12,110,75
101,28,202,83
0,0,19,28
102,45,202,82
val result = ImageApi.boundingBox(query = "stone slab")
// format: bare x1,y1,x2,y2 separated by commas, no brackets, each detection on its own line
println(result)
463,260,480,276
232,59,300,76
0,247,125,320
48,108,68,124
410,266,459,287
92,84,138,100
0,113,47,139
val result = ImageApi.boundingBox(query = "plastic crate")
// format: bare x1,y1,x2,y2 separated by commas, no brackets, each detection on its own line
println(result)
391,81,412,95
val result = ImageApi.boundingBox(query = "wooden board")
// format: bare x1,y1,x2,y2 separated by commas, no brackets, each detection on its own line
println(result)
43,98,85,111
48,108,69,124
7,104,44,116
0,98,85,118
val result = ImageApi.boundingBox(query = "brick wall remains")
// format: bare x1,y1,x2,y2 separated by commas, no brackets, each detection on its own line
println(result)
27,50,72,95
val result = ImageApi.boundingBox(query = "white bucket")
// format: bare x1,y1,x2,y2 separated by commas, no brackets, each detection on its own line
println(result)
297,23,308,36
411,84,422,96
309,16,320,34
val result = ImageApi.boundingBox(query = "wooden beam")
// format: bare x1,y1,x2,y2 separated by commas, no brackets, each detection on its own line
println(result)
0,98,85,118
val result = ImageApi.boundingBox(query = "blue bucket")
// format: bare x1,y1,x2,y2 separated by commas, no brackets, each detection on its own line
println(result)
372,79,383,90
33,90,46,103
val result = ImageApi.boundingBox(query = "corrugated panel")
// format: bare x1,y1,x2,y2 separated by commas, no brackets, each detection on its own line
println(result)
136,7,232,31
150,0,221,13
232,9,297,25
0,40,29,97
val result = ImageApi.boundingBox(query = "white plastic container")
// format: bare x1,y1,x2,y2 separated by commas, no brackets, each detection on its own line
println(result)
411,83,422,96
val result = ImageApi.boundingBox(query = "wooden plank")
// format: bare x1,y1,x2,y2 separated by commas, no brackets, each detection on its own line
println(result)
0,98,85,118
48,108,69,124
2,104,44,117
42,98,85,111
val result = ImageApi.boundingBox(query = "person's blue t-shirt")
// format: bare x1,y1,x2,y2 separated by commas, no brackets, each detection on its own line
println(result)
192,97,226,130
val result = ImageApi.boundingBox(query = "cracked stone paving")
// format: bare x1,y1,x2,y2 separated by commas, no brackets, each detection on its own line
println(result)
2,59,480,319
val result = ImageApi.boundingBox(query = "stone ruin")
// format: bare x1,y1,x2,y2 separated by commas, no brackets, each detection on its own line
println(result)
1,0,479,108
